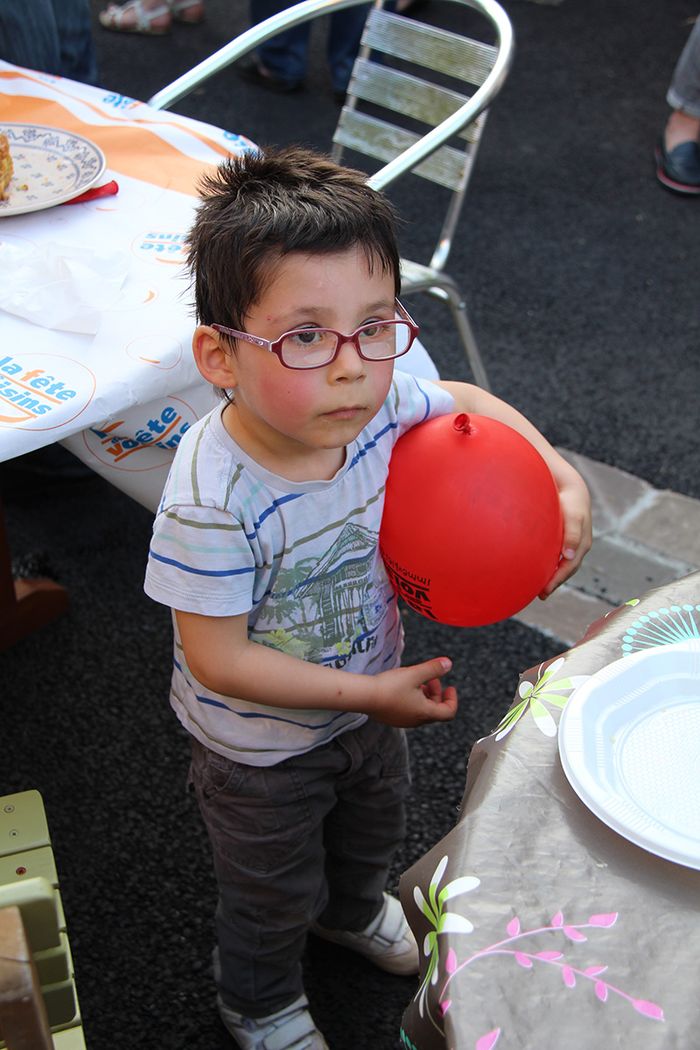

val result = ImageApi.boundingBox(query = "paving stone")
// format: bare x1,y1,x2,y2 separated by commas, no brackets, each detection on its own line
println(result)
622,491,700,568
567,535,690,608
558,449,653,537
515,585,613,648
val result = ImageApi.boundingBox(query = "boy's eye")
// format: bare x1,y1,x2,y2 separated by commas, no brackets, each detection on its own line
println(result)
296,330,324,345
359,320,392,340
286,328,327,346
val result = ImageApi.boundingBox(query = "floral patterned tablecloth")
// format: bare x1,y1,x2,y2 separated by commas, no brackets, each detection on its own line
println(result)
400,572,700,1050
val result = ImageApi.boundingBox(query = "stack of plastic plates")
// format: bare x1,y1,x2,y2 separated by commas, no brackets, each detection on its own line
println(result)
558,639,700,869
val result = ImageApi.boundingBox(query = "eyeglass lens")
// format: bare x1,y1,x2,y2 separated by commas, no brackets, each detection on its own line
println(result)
280,321,413,369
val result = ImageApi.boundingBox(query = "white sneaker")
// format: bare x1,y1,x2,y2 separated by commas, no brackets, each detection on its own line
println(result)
218,993,329,1050
312,893,419,976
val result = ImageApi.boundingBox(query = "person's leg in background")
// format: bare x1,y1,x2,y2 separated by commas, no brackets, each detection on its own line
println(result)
656,17,700,194
0,0,97,85
98,0,205,38
240,0,310,92
327,3,370,100
0,0,63,75
52,0,99,84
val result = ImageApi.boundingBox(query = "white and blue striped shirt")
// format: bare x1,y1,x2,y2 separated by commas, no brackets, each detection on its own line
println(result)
144,370,454,765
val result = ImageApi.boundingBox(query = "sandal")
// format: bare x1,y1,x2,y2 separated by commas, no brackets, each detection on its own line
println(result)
169,0,205,23
98,1,172,34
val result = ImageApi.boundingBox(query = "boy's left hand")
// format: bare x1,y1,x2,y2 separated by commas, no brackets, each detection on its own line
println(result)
540,468,592,598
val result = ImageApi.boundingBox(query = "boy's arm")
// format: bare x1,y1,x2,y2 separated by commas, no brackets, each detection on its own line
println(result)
175,609,458,729
435,380,592,595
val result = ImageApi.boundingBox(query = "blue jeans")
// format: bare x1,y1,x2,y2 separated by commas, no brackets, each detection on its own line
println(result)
251,0,370,92
189,718,410,1016
0,0,98,85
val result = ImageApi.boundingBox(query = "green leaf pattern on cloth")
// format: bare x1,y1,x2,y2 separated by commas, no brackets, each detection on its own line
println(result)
413,855,479,1027
495,657,590,740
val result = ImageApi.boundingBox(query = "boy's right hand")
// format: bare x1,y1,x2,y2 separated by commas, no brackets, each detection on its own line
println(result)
371,658,458,728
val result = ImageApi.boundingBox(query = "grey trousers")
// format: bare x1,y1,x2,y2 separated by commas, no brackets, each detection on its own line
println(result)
667,17,700,118
189,719,410,1017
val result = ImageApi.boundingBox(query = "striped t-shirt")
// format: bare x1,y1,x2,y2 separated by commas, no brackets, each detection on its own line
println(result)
144,369,454,766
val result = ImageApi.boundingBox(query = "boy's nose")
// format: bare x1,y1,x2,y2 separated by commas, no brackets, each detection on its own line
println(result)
330,337,365,379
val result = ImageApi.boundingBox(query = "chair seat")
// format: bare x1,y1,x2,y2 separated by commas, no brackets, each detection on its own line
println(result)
400,258,449,292
399,258,489,389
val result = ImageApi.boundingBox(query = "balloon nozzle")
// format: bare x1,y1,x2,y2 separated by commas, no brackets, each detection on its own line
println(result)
453,413,472,434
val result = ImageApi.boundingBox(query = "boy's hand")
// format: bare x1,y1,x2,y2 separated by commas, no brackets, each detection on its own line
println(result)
371,658,458,728
540,469,592,598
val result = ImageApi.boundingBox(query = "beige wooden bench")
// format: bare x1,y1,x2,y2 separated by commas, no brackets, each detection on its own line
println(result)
0,791,86,1050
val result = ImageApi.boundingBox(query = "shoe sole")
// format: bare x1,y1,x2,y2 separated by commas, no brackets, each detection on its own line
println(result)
237,62,303,94
654,146,700,196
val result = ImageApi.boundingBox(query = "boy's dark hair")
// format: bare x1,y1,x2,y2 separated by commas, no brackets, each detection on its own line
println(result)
186,145,401,330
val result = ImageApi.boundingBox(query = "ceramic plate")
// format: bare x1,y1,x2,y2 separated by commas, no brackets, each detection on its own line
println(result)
558,639,700,869
0,122,106,216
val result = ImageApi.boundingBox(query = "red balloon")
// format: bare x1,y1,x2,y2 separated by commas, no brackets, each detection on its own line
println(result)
380,413,563,627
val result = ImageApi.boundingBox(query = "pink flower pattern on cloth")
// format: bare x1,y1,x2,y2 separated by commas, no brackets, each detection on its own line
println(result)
410,855,664,1048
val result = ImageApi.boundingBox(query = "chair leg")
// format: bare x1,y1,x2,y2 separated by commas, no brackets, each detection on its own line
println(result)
425,281,491,391
449,295,490,391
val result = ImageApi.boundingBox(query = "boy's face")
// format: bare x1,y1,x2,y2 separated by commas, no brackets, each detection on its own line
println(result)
208,246,397,480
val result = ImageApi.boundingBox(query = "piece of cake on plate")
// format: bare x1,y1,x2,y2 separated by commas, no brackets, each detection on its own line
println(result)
0,132,14,199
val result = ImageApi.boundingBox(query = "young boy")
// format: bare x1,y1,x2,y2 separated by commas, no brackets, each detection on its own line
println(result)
144,146,591,1049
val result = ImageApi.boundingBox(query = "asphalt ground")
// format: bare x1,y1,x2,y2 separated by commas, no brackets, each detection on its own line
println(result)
1,2,698,1048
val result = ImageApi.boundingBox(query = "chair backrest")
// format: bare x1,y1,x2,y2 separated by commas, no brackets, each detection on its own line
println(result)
332,0,513,273
148,0,513,271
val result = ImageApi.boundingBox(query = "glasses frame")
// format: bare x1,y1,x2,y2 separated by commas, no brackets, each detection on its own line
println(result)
211,299,420,371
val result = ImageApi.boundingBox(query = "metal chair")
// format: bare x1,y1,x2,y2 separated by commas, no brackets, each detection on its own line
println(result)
148,0,514,389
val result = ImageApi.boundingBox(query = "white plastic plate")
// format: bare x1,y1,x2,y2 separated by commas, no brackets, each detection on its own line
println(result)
0,122,106,216
558,639,700,869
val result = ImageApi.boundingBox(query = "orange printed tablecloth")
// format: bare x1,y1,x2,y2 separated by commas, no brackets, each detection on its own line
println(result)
0,61,258,506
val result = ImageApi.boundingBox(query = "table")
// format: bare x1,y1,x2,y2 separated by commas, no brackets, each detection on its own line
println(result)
0,60,258,509
399,571,700,1050
0,61,439,645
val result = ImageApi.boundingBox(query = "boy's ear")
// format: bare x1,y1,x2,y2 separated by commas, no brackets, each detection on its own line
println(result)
193,326,238,388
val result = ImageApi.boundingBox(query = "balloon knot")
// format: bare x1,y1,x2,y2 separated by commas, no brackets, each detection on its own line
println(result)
453,413,472,434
